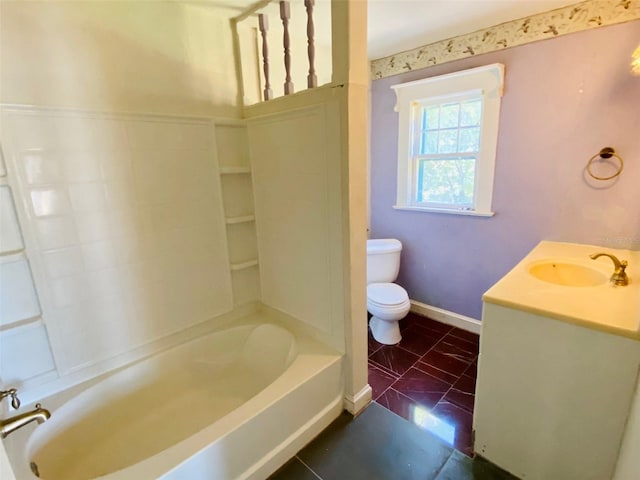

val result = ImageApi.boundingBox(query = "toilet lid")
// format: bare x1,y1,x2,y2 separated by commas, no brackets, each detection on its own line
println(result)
367,283,409,306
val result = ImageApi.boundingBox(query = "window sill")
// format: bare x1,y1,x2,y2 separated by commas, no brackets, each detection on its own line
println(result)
393,205,495,217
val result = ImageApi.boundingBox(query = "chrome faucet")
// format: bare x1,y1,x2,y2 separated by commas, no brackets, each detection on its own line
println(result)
590,252,629,286
1,403,51,438
1,388,51,438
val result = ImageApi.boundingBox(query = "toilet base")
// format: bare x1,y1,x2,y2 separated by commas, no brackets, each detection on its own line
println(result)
369,316,401,345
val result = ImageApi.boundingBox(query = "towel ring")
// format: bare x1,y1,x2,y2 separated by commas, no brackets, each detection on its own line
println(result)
587,147,624,181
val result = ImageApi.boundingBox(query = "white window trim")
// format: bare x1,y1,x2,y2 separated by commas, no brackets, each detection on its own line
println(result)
391,63,504,216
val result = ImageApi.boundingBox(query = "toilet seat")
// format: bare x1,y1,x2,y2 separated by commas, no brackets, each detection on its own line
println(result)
367,283,409,307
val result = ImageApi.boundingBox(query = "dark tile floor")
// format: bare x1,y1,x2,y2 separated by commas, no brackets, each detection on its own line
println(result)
269,403,517,480
369,312,479,456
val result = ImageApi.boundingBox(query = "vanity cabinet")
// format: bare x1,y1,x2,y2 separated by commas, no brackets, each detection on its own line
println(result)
474,303,640,480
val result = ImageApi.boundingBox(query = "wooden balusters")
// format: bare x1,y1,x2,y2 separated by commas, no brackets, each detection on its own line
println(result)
279,1,294,95
304,0,317,88
258,14,273,101
257,0,320,100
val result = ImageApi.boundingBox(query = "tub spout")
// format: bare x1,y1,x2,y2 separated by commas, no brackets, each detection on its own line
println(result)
589,252,629,286
0,403,51,438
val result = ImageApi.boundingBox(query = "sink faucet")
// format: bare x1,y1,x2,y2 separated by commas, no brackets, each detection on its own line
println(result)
0,388,51,438
589,253,629,286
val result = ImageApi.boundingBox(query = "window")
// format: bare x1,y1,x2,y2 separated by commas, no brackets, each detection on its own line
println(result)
392,64,504,216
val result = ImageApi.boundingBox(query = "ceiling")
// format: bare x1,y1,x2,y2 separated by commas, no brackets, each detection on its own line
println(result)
212,0,579,59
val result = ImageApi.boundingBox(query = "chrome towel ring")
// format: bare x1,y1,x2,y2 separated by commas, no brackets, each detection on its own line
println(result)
587,147,624,181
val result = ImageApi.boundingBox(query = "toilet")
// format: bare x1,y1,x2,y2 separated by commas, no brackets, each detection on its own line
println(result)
367,238,411,345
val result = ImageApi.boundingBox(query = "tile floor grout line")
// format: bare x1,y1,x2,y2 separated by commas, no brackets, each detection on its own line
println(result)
394,342,429,357
368,358,402,379
413,343,474,411
416,334,448,364
369,361,399,378
370,328,457,379
375,385,392,402
413,359,458,384
368,342,382,357
417,334,478,372
431,357,476,413
295,455,324,480
384,387,424,408
461,356,479,377
437,379,458,410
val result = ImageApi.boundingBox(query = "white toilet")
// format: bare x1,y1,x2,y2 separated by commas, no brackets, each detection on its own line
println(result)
367,238,411,345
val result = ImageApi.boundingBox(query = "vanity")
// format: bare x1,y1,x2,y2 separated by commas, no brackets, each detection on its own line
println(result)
474,241,640,480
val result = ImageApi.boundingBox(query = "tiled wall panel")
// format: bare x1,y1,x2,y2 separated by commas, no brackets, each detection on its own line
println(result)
0,322,55,384
0,258,41,327
2,108,234,374
0,187,24,253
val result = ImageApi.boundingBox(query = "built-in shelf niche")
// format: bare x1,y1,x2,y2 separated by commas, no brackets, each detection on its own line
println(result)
216,122,260,306
227,221,258,264
226,215,255,225
220,167,251,174
216,124,250,170
220,173,254,218
231,265,261,305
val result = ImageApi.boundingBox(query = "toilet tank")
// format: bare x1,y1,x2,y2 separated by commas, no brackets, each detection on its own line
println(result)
367,239,402,284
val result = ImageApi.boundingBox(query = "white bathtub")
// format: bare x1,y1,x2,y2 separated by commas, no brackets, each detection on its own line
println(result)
22,322,343,480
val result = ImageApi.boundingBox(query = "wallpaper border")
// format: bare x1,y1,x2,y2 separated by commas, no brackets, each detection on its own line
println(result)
371,0,640,80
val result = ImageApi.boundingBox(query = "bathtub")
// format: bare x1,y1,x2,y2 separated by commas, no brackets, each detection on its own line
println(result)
22,322,343,480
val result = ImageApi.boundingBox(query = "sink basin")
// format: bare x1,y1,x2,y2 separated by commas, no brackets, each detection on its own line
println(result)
528,260,609,287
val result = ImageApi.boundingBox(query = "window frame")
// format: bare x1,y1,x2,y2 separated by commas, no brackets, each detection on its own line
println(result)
391,63,505,217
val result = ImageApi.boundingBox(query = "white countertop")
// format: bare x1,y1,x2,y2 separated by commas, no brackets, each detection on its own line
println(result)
483,241,640,340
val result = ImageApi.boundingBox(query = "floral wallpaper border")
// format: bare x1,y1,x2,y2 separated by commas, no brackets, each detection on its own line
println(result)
371,0,640,80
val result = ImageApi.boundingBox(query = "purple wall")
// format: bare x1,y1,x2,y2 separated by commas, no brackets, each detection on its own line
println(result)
370,21,640,320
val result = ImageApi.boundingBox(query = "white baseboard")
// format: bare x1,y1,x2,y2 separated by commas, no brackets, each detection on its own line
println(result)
410,300,482,335
343,384,372,415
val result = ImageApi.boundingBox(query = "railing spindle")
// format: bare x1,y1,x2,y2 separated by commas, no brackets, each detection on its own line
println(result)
258,14,273,101
279,1,294,95
304,0,317,88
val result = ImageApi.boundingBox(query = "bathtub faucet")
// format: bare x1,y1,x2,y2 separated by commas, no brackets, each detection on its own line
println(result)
0,388,21,409
1,403,51,438
589,252,629,286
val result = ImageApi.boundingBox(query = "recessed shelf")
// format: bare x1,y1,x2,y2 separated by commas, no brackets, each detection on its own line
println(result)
221,174,255,218
0,315,43,333
0,251,27,264
220,167,251,175
230,259,258,271
226,215,255,225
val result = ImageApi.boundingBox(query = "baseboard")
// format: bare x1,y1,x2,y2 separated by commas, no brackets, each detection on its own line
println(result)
343,384,372,415
410,300,482,335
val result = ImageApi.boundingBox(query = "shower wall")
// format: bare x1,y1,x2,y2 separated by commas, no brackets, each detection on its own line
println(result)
2,109,234,375
248,101,344,348
0,1,255,401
